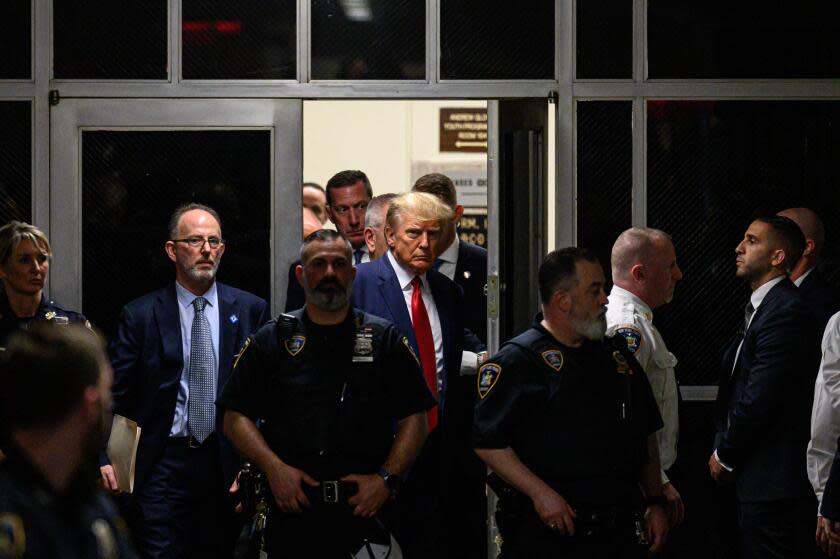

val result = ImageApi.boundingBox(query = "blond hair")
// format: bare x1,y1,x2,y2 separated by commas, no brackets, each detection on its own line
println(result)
386,192,454,230
0,221,51,266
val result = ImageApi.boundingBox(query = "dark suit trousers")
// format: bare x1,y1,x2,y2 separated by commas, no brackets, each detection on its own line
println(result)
126,434,240,559
738,497,817,559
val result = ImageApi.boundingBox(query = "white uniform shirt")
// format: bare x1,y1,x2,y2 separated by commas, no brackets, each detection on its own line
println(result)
606,285,679,483
808,311,840,508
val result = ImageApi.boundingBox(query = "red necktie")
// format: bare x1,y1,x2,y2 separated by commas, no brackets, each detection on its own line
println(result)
411,276,438,430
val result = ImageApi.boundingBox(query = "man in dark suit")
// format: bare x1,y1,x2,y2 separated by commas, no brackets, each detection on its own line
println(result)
412,173,488,345
285,170,373,312
351,192,474,558
778,207,840,330
711,215,820,558
102,203,270,559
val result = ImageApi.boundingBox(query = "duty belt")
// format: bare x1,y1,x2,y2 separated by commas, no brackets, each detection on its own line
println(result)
305,480,358,506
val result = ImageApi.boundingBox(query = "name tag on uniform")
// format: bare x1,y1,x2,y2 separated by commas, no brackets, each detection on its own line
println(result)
352,328,374,362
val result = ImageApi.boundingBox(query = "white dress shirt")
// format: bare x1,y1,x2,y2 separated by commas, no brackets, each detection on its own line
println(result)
435,237,460,281
387,251,445,391
171,281,220,437
808,311,840,508
606,285,679,483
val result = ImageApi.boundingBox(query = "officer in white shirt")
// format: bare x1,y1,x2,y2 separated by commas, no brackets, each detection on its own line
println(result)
606,227,685,527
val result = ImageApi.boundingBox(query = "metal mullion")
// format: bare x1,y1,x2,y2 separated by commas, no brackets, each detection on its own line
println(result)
572,80,840,99
427,0,437,84
631,97,646,227
34,0,50,252
556,0,574,249
171,0,181,85
298,0,310,83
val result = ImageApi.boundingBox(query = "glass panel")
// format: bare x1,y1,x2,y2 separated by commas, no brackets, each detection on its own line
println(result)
649,1,840,78
648,101,840,386
576,101,632,285
311,0,425,80
576,0,631,79
82,130,271,339
0,101,31,223
53,0,167,79
441,0,554,80
0,0,31,79
182,0,296,80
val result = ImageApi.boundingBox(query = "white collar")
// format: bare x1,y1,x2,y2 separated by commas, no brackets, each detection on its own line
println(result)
175,280,218,309
437,236,460,264
794,267,814,287
387,250,427,291
750,275,785,311
610,285,652,318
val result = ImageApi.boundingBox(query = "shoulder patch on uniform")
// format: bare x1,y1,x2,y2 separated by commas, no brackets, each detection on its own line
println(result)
233,337,252,369
402,337,420,367
0,512,26,559
284,335,306,357
541,349,564,372
477,363,502,399
614,326,642,354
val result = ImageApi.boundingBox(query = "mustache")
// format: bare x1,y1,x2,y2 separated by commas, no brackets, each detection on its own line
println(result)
315,277,344,291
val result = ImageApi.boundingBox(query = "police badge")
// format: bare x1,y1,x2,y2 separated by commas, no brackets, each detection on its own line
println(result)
612,351,631,374
541,349,564,372
284,335,306,357
477,363,502,399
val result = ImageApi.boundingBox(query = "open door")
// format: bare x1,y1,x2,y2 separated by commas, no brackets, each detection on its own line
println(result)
485,98,549,556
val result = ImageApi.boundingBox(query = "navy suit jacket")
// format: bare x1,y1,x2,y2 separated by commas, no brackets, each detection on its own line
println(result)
110,282,269,491
715,278,820,502
350,255,471,433
799,267,840,334
454,241,488,346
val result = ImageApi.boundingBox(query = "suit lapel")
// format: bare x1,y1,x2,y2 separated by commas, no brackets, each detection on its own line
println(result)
155,284,184,386
217,283,240,390
454,242,467,281
377,257,417,349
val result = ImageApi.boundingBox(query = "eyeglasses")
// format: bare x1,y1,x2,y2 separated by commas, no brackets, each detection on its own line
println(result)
171,236,225,249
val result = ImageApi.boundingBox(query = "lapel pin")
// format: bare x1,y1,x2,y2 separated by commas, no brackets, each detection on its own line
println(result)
229,314,239,324
463,271,471,279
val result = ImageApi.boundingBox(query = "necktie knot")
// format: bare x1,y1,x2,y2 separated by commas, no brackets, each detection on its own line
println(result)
354,249,364,265
411,276,422,290
193,296,207,313
743,301,755,332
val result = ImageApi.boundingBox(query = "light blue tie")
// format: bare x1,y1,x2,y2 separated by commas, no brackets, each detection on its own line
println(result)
188,297,214,443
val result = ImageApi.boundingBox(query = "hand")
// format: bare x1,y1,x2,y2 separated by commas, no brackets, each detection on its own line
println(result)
645,504,669,555
708,453,733,484
342,473,390,518
662,482,684,527
99,465,120,494
266,462,319,514
531,488,576,535
817,516,840,556
229,475,243,514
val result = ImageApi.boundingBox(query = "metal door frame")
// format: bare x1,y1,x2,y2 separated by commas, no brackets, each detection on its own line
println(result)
48,98,302,316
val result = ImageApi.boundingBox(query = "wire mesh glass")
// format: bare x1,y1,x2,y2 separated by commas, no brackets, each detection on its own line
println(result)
0,101,31,224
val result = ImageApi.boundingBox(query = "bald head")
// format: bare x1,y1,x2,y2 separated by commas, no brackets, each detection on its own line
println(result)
611,227,682,309
778,207,824,256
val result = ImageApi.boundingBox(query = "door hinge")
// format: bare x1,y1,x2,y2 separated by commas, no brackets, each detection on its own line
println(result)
548,91,558,104
49,90,61,106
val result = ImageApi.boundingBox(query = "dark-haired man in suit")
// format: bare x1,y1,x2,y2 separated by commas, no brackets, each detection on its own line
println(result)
285,170,373,312
103,203,270,559
711,215,821,558
351,192,472,558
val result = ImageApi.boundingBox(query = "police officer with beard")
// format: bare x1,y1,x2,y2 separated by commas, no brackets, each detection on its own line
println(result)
0,325,136,559
220,230,434,558
473,248,669,558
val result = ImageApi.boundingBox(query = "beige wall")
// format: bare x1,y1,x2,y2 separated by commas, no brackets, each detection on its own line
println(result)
303,99,556,248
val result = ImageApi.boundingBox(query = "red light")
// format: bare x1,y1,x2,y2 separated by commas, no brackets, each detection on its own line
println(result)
215,21,242,34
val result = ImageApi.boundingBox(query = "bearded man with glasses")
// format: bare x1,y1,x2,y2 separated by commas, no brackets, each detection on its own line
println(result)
101,202,270,559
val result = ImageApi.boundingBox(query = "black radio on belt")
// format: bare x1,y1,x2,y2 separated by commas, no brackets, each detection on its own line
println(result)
275,313,297,340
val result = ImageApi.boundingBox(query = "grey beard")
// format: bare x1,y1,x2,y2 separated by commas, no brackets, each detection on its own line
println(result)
306,284,352,311
572,314,606,341
186,264,217,285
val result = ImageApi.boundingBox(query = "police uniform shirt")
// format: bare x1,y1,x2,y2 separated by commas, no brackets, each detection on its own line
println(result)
218,308,435,480
0,293,88,349
0,447,137,559
473,321,663,506
606,285,679,482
